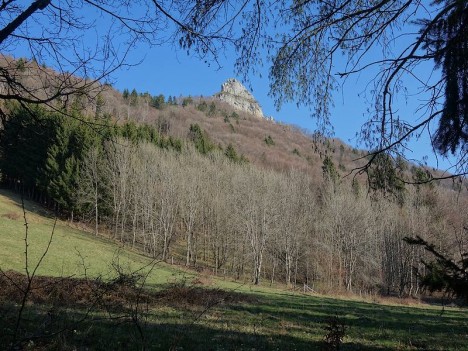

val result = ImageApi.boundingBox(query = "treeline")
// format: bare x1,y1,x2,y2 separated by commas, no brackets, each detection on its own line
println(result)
76,138,466,296
1,104,466,296
122,88,178,109
0,104,245,216
0,104,183,215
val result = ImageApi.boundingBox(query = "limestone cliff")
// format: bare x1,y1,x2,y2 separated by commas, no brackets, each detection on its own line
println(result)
215,78,264,118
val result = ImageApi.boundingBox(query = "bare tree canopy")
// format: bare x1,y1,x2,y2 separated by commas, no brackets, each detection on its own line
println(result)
1,1,467,178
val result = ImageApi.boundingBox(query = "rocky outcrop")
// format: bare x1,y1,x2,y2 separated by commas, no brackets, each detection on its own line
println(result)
215,78,264,118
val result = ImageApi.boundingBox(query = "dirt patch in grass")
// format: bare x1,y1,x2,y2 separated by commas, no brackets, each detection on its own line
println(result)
2,211,20,220
155,282,258,308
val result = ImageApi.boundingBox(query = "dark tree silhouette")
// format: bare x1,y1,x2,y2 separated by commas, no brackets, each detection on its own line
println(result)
404,233,468,303
423,0,468,157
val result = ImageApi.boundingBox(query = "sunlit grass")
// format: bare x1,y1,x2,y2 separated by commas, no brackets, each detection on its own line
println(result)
0,189,187,285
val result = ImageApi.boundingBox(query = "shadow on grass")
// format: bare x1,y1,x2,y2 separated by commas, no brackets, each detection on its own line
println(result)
0,272,400,350
2,287,467,350
0,188,55,220
0,302,396,351
227,292,468,350
1,271,467,350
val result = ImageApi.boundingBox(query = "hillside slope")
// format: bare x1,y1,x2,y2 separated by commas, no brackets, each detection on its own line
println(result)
0,55,452,186
0,189,181,284
102,87,364,181
93,77,456,188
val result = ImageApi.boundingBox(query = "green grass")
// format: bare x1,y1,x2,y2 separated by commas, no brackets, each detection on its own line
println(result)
1,189,467,350
0,189,188,285
2,289,466,350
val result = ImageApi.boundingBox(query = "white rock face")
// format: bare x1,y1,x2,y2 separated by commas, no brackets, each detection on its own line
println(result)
215,78,264,118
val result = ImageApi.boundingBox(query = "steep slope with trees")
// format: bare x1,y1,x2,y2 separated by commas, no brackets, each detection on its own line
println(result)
1,82,466,299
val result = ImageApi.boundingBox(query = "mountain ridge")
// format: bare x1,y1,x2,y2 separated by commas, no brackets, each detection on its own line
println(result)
0,55,458,190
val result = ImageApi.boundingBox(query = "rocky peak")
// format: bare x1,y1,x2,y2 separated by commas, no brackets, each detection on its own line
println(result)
215,78,264,118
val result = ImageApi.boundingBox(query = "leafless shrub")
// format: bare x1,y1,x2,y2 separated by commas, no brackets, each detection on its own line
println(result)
322,316,346,351
156,280,257,309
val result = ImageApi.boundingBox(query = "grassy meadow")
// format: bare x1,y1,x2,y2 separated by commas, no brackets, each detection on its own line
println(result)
0,189,467,350
0,189,184,285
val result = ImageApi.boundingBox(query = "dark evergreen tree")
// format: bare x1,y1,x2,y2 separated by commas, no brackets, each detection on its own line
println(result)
95,94,105,119
43,115,74,211
404,234,468,304
368,153,405,204
43,114,99,215
120,122,139,143
322,156,339,185
264,135,275,146
0,104,55,196
188,124,214,154
151,94,165,109
208,102,216,116
130,89,138,106
122,89,129,100
423,0,468,155
225,144,239,163
197,101,208,112
0,104,100,213
182,96,193,107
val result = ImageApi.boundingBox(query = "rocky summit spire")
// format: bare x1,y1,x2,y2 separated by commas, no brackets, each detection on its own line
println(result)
215,78,264,118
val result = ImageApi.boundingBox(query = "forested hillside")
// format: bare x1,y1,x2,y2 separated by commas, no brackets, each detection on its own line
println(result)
0,60,467,299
